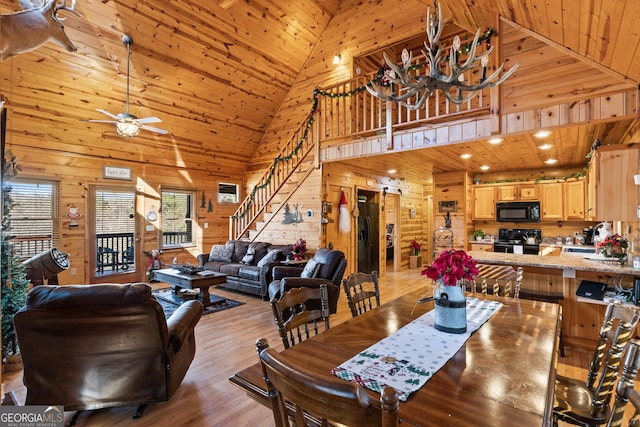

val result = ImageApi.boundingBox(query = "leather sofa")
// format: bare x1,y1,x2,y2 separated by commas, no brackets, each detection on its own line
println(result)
268,248,347,314
14,283,203,419
197,240,292,300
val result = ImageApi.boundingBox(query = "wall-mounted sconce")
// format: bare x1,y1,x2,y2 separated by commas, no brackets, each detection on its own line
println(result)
634,174,640,185
333,54,341,65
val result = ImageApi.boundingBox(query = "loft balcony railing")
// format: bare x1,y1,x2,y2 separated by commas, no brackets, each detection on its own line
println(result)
317,59,491,142
230,51,494,240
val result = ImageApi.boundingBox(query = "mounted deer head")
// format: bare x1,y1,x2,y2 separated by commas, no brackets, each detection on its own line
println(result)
0,0,79,61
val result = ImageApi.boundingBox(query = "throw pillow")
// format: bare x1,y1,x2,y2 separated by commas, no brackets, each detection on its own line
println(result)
209,242,234,262
300,259,321,278
241,245,256,265
257,248,281,268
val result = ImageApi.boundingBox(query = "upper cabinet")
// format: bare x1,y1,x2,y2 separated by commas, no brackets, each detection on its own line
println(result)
593,144,638,222
472,177,589,222
496,184,538,201
564,179,586,220
540,182,564,220
473,186,496,220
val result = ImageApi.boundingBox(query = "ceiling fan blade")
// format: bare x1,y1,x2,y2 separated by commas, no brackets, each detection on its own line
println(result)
135,116,162,124
140,125,168,135
82,119,119,124
96,109,120,120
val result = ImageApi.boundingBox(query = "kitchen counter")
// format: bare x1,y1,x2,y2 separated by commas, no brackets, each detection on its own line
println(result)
467,251,637,275
466,250,640,349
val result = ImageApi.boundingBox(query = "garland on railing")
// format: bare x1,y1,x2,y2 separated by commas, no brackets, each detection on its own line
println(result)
476,165,589,186
232,29,495,221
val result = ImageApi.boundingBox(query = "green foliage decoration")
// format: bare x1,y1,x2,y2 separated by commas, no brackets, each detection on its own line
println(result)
1,185,30,358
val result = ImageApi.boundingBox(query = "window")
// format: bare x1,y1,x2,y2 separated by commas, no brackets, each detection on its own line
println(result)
218,182,239,203
6,179,59,259
161,189,195,248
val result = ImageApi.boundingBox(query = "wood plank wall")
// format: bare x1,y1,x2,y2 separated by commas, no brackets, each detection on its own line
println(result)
322,162,430,275
8,145,241,285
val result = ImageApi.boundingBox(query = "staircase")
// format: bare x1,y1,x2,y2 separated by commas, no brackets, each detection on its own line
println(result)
230,117,318,241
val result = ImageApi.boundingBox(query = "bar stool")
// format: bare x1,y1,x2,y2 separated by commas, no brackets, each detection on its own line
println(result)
467,264,523,298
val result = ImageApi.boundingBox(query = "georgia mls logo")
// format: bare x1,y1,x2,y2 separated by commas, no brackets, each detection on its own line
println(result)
0,405,64,427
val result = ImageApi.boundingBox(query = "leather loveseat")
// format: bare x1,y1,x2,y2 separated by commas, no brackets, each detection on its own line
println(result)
14,283,203,420
197,240,292,300
268,248,347,314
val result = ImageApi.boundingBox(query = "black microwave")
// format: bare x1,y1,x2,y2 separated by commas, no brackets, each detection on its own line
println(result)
496,201,540,223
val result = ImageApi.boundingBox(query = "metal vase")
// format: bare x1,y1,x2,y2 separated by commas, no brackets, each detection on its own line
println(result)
434,282,467,334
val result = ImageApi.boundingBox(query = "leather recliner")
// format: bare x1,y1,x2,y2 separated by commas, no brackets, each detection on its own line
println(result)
13,283,203,419
268,248,347,314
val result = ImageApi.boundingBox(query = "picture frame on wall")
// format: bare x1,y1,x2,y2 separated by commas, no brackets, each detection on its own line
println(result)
438,201,458,213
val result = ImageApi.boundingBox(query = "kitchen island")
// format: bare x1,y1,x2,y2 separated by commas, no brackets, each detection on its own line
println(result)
467,251,640,348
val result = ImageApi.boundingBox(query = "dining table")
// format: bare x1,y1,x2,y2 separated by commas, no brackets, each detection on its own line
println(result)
229,291,562,426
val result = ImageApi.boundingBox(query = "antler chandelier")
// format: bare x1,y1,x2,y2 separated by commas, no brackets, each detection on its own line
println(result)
366,1,518,109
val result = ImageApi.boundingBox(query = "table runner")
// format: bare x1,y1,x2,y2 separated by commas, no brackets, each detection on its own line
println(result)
331,297,502,401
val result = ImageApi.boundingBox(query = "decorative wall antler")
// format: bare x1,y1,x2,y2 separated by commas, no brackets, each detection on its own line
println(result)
0,0,79,62
366,1,518,109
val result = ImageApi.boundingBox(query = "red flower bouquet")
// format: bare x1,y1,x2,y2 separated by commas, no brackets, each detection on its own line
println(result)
291,238,307,260
410,239,422,256
422,249,478,286
597,233,628,264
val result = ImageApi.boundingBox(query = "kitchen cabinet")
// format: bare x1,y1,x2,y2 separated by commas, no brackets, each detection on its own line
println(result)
564,179,586,220
470,243,493,252
472,186,496,220
540,182,564,219
594,144,638,221
496,184,538,201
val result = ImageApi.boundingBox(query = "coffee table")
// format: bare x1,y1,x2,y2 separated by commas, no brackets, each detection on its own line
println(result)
153,268,227,307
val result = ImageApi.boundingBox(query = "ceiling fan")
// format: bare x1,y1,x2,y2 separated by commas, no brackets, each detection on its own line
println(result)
85,35,168,137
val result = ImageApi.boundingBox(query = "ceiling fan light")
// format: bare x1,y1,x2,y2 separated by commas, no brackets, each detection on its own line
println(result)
116,122,140,137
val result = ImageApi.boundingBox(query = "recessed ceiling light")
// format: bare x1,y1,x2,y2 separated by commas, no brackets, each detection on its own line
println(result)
534,130,551,138
460,153,472,159
480,165,490,171
388,169,397,174
488,137,503,145
544,158,558,165
538,143,554,150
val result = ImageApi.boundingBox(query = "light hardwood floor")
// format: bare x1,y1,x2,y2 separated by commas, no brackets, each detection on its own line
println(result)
2,269,625,426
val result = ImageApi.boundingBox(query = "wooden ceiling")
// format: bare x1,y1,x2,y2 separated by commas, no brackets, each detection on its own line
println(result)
1,0,638,181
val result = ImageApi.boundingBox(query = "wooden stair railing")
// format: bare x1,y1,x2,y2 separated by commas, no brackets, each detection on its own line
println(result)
230,118,317,241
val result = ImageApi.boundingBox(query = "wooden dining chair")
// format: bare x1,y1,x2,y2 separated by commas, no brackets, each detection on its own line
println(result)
607,339,640,427
342,271,380,318
467,264,523,298
255,337,400,427
553,302,640,427
271,284,329,349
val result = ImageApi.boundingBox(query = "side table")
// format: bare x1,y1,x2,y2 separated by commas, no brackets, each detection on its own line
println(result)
409,255,423,269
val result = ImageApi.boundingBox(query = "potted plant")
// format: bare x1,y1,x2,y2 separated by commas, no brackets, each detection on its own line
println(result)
473,229,486,241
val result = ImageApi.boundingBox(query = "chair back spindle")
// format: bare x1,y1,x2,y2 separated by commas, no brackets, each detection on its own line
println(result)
553,302,640,426
271,284,329,349
607,339,640,427
342,271,380,318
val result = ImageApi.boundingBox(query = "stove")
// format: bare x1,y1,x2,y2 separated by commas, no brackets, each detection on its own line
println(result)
493,228,541,255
